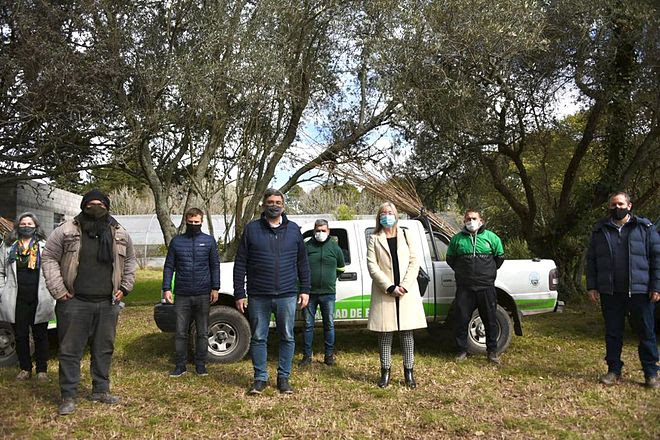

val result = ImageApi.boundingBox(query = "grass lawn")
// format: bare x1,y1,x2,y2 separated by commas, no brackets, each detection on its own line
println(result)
124,269,163,305
1,271,659,439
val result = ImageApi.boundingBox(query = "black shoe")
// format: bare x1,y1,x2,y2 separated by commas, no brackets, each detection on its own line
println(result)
277,377,294,394
599,371,620,385
378,368,390,388
404,368,417,389
88,392,121,405
195,365,208,376
487,352,501,365
324,354,335,366
58,398,76,416
455,352,468,362
248,380,268,395
298,356,312,367
169,365,187,378
644,375,658,389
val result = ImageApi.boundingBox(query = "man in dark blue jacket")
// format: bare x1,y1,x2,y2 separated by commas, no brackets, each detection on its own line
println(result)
162,208,220,378
587,191,660,389
234,188,310,395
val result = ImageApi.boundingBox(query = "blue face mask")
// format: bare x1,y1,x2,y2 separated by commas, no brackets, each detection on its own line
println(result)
379,214,396,228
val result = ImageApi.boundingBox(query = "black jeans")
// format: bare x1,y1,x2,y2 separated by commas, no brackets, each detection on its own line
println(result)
454,285,498,353
174,294,209,367
55,297,120,399
14,296,49,373
600,292,659,378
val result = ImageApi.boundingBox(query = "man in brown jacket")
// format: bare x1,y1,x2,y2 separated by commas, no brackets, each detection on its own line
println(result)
42,189,136,416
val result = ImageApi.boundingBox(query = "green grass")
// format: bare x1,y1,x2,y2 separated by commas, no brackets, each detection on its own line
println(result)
124,269,163,305
1,273,659,439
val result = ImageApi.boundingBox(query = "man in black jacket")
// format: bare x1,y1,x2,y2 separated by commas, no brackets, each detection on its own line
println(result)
163,208,220,378
586,192,659,389
234,189,310,395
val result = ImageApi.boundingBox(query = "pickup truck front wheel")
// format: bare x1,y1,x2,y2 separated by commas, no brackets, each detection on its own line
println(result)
191,306,251,364
0,322,18,367
466,305,513,355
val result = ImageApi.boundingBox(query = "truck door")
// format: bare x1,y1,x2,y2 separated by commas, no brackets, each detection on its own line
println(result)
425,230,455,321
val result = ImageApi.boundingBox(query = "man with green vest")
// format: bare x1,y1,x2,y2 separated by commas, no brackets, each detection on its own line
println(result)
299,219,345,367
446,209,505,364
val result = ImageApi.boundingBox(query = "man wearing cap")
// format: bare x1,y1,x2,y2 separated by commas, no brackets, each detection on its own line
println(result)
42,189,136,415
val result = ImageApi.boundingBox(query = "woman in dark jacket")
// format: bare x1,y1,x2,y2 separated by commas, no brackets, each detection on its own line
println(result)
0,212,55,381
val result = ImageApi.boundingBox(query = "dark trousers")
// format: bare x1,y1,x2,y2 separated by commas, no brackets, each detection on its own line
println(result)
174,294,209,367
454,285,498,353
55,297,120,399
600,293,659,378
14,297,49,373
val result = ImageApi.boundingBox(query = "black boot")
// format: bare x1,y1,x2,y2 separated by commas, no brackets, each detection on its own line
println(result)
378,368,390,388
404,368,416,389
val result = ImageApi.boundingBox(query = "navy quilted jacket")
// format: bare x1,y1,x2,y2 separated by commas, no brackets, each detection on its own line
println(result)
233,213,310,299
162,232,220,296
586,215,660,295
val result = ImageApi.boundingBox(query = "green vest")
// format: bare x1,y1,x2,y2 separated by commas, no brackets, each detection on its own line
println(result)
305,237,345,294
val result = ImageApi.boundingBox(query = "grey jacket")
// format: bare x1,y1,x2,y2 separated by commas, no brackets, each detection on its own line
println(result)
42,218,137,300
0,241,56,324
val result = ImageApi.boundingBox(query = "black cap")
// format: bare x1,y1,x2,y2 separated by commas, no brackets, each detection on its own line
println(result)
80,189,110,210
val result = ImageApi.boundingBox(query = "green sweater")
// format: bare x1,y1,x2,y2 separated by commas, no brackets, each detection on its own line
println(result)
305,237,345,294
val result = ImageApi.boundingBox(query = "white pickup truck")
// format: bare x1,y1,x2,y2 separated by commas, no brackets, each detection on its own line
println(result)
153,217,561,363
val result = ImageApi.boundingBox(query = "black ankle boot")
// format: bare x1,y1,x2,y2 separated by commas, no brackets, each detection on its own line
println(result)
404,368,416,389
378,368,390,388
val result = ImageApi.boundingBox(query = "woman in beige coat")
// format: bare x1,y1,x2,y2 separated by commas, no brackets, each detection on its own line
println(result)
367,202,427,388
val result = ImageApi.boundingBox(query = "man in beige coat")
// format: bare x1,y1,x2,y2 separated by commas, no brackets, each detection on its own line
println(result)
42,189,136,416
367,202,426,388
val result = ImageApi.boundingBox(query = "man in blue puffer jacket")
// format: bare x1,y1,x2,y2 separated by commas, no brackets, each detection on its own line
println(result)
587,191,660,389
162,208,220,378
234,188,310,395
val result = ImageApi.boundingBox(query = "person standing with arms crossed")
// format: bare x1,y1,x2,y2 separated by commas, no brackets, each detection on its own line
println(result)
163,208,220,378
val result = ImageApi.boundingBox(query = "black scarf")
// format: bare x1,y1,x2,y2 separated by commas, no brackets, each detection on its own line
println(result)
75,213,115,264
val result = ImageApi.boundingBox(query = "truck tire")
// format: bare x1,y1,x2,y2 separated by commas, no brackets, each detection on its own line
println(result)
0,322,18,367
191,306,251,364
466,305,513,355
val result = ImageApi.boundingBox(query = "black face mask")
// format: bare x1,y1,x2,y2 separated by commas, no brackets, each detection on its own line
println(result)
265,206,283,219
186,223,202,236
609,207,630,221
84,205,108,219
18,226,36,237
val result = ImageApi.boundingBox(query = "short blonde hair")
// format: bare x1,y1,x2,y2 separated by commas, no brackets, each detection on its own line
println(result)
374,202,398,234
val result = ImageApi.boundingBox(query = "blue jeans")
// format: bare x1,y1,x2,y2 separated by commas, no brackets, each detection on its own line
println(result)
302,294,336,358
174,294,209,368
248,295,297,381
600,293,659,378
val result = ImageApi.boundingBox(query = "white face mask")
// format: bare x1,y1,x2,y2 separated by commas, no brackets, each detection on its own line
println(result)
314,231,329,242
465,220,481,233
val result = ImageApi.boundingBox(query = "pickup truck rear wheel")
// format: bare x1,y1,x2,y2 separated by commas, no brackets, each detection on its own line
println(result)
191,306,250,364
466,305,513,355
0,322,18,367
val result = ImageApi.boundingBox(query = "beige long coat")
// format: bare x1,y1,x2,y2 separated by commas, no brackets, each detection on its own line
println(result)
366,227,427,332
